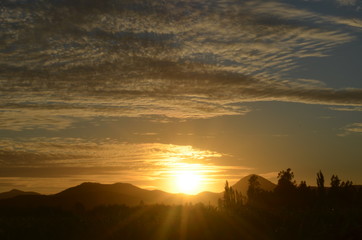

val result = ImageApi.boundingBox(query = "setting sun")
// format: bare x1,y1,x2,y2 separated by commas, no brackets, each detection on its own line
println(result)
175,171,202,195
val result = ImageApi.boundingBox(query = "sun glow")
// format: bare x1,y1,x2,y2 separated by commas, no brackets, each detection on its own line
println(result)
147,144,230,194
175,171,202,195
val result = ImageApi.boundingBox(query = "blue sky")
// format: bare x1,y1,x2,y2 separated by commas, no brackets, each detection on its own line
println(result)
0,0,361,193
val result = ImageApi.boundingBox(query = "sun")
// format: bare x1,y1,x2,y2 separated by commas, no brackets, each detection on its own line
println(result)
175,171,202,195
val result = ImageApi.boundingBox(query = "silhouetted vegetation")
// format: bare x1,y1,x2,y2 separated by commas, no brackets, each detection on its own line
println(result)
218,180,244,212
1,169,362,240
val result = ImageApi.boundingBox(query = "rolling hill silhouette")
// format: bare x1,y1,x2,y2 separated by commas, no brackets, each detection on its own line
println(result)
0,183,219,209
0,175,275,209
53,182,189,208
0,189,40,200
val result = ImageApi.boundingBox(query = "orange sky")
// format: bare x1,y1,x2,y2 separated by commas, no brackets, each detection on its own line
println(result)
0,0,361,194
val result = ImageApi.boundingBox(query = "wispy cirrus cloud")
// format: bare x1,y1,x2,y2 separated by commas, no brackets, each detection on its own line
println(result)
338,122,362,136
0,108,74,131
329,106,362,112
1,0,362,130
336,0,358,6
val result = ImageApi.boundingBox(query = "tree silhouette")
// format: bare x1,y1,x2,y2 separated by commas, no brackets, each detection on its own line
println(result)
341,180,353,188
329,174,354,205
247,174,261,205
298,180,309,195
275,168,296,194
330,174,341,189
220,180,243,211
274,168,297,206
316,170,325,195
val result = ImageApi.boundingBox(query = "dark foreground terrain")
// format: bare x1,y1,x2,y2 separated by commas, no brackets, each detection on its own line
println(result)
1,201,361,240
1,169,361,240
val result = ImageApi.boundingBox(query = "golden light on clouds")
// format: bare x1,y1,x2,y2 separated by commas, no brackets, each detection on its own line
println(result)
0,138,250,193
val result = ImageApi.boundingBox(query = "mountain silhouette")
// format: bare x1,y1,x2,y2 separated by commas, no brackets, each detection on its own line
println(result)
0,175,274,209
232,175,276,197
53,182,190,208
0,189,40,200
0,182,220,209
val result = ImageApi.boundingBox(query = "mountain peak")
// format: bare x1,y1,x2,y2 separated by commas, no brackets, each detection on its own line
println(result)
9,189,22,193
231,175,276,197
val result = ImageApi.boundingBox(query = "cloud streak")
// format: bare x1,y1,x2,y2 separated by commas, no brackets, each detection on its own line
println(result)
339,122,362,136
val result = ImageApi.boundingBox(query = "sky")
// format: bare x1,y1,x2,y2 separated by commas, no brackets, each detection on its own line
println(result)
0,0,361,194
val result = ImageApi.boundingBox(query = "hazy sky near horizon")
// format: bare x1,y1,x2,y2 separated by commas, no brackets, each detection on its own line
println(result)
1,0,361,194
